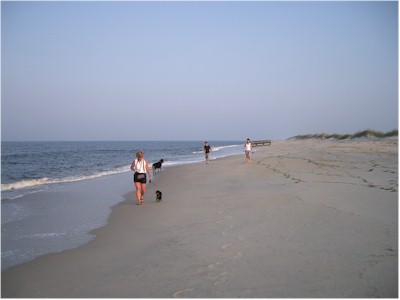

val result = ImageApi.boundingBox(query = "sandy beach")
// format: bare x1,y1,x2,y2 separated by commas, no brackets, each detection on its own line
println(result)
2,139,397,298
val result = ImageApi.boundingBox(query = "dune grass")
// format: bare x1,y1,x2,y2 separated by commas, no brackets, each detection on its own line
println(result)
290,129,398,140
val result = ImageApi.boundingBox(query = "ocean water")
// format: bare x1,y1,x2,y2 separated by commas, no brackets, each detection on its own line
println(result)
1,141,243,200
1,141,243,270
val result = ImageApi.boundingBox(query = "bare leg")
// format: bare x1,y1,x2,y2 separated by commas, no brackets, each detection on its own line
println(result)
135,182,142,204
140,183,147,201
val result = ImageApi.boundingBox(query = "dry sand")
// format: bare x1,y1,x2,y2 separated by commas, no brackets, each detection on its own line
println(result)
2,139,398,297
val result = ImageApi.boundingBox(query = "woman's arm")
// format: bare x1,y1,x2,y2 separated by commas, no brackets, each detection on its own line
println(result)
145,160,152,182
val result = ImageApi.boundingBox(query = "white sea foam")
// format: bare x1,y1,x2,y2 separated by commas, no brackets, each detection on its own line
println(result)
162,160,202,167
192,144,240,154
24,233,67,239
1,161,193,193
1,250,16,258
212,144,241,152
1,178,51,191
1,165,131,192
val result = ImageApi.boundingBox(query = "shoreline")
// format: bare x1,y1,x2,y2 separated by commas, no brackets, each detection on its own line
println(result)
1,144,244,271
2,139,397,297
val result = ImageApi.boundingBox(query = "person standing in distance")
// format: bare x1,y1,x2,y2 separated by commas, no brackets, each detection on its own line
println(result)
203,141,212,164
244,138,253,163
130,151,152,205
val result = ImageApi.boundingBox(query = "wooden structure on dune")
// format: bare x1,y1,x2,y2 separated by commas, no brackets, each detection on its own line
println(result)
252,140,272,147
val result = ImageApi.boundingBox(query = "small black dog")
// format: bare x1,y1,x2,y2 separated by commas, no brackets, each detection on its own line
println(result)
152,159,164,173
155,190,162,202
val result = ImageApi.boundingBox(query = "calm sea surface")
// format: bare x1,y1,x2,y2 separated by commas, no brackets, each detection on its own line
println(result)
1,141,243,270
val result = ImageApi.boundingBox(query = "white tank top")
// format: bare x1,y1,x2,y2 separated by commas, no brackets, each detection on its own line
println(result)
134,159,147,173
245,142,252,151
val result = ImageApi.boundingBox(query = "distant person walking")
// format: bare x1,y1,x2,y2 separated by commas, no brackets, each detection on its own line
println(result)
244,138,253,163
130,151,152,205
203,141,212,164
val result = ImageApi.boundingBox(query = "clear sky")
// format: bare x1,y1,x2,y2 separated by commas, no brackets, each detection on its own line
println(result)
2,1,398,141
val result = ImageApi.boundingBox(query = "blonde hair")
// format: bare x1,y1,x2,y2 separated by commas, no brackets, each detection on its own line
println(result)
136,151,144,158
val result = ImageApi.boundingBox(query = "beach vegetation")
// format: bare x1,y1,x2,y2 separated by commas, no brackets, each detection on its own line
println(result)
289,129,398,140
384,129,398,137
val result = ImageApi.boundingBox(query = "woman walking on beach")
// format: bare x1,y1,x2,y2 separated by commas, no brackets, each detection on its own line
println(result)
244,138,253,163
131,151,152,205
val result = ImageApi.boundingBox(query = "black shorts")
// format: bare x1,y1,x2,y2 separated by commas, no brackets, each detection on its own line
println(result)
134,172,147,184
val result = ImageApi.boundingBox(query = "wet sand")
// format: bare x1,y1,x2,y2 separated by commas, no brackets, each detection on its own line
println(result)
2,139,398,297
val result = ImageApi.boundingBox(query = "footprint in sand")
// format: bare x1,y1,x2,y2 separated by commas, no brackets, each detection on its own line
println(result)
205,262,229,287
207,262,223,270
221,243,232,250
173,288,193,298
213,272,229,286
234,251,243,259
237,235,246,241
